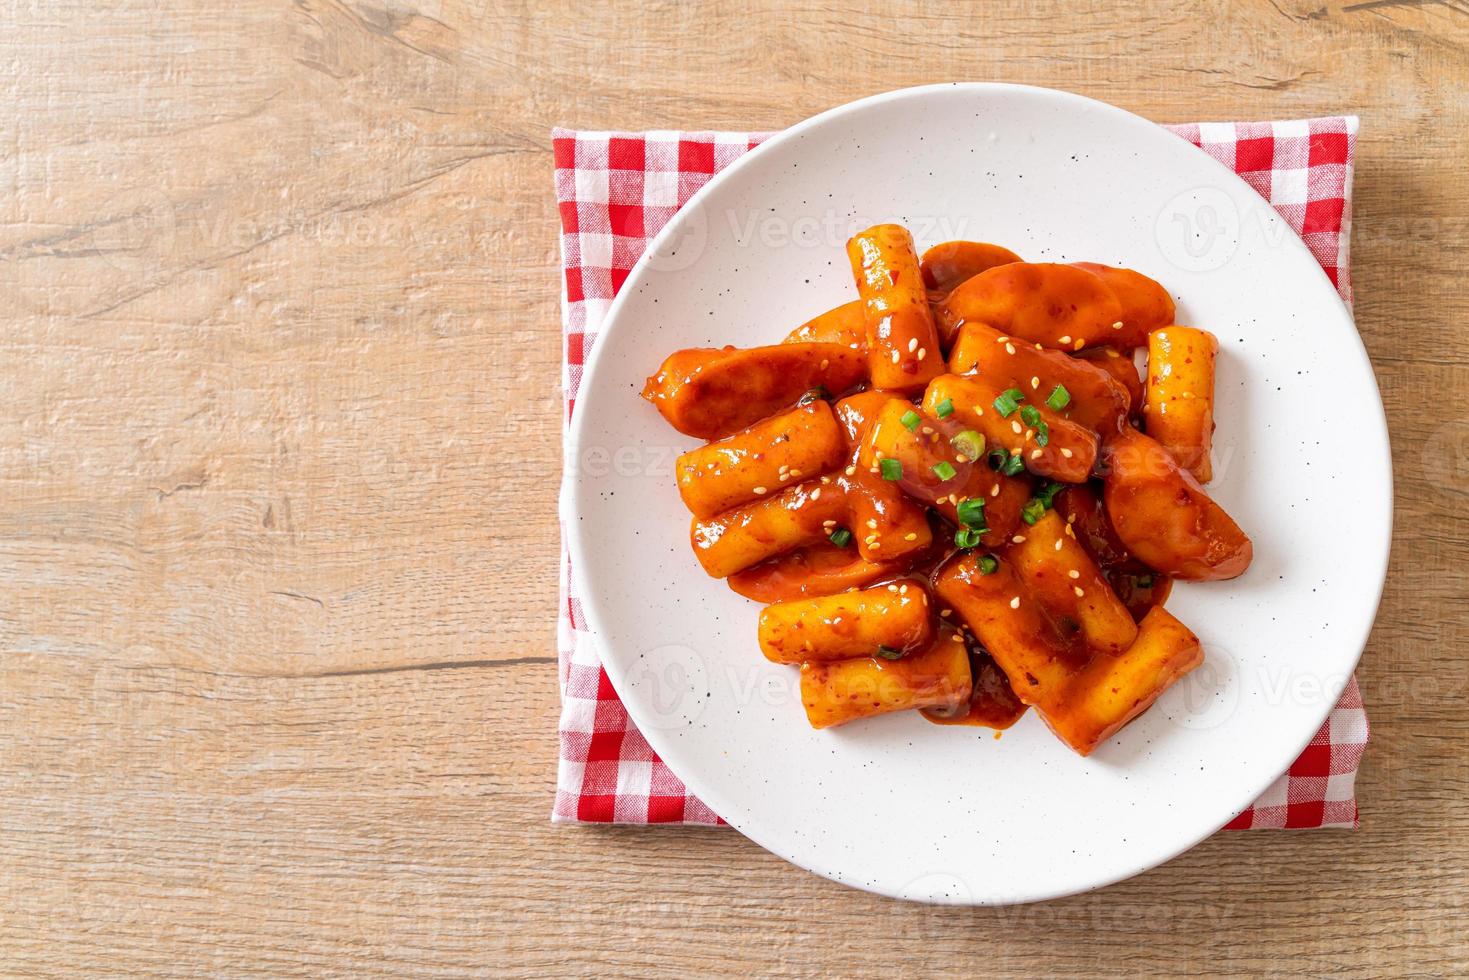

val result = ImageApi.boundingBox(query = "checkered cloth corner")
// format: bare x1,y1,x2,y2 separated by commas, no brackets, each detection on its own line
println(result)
553,116,1366,829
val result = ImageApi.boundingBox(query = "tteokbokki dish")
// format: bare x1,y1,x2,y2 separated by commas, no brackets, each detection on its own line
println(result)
641,224,1252,755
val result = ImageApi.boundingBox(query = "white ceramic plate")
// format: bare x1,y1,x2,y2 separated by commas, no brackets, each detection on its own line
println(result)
566,84,1390,904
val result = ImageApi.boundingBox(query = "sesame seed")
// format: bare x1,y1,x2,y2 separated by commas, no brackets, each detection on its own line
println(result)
917,348,927,360
1005,343,1016,355
990,484,1000,497
899,584,909,594
887,584,899,593
905,532,918,541
1073,586,1085,597
1068,570,1080,579
1025,428,1034,441
821,475,831,484
790,469,802,477
1011,420,1022,434
753,486,767,494
1030,449,1042,459
823,519,837,528
1112,321,1123,329
810,488,821,500
952,633,963,642
874,450,885,460
922,425,933,435
1059,335,1072,345
1053,539,1063,551
1064,523,1075,538
1073,339,1085,351
1030,376,1040,389
1060,448,1073,458
820,358,830,368
867,519,878,529
891,350,901,364
996,336,1008,344
1012,535,1026,544
1009,596,1021,609
845,466,856,476
908,337,918,352
870,541,881,549
866,534,879,544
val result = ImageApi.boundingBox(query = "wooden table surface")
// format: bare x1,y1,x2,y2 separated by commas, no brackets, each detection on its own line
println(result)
2,0,1466,975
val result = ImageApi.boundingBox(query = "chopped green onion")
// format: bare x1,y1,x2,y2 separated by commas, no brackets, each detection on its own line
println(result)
1046,384,1071,411
1035,481,1065,508
932,460,957,481
876,644,905,660
951,429,985,461
1019,484,1064,526
956,497,987,528
989,447,1027,477
880,458,903,481
1034,421,1050,447
900,409,922,431
977,554,999,575
934,398,955,419
993,387,1024,417
954,527,982,549
829,528,852,547
1020,404,1042,427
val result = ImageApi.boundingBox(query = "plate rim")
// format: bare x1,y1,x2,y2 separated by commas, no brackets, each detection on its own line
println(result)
564,82,1393,904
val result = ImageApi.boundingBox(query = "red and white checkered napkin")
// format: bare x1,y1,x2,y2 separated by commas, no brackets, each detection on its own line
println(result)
553,118,1369,829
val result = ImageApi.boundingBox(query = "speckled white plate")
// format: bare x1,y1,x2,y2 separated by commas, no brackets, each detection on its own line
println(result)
565,84,1390,904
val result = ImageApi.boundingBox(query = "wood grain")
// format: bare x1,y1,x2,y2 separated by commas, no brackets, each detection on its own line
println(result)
1,0,1466,974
